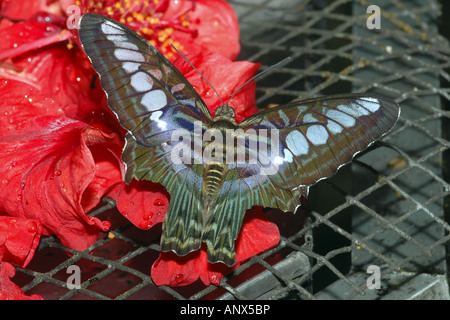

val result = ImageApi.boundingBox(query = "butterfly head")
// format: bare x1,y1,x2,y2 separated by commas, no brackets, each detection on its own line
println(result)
213,104,237,125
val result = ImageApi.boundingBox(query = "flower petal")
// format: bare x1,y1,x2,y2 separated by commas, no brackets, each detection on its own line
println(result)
165,0,241,60
0,262,43,300
234,207,280,263
172,51,260,122
0,0,51,20
0,78,64,134
151,207,280,287
78,0,240,60
0,115,122,251
114,179,169,230
0,216,42,268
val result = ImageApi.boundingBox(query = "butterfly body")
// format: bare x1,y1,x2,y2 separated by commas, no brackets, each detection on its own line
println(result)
79,14,400,267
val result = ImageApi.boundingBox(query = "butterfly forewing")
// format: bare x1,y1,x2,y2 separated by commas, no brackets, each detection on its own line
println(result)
79,13,212,149
238,94,400,209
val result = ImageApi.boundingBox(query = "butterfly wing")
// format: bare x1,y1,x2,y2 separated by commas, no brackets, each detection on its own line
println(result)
79,13,212,257
198,94,399,266
233,93,400,212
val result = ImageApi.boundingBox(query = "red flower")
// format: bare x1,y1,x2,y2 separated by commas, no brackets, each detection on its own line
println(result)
0,216,42,268
162,0,241,60
0,114,123,251
0,262,43,300
172,50,260,122
75,0,240,60
0,216,43,300
0,20,107,124
151,207,280,287
0,0,57,21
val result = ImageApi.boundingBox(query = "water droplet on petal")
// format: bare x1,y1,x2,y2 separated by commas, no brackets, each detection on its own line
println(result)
210,17,222,30
17,194,22,201
54,169,61,176
143,211,153,220
153,199,165,206
210,275,220,285
175,274,184,283
27,221,37,233
205,88,214,97
138,221,152,229
2,179,9,186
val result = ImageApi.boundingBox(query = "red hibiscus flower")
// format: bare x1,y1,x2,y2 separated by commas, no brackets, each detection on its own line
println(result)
0,216,42,268
0,113,123,250
172,50,260,122
0,262,43,300
72,0,240,60
0,216,43,300
151,207,280,287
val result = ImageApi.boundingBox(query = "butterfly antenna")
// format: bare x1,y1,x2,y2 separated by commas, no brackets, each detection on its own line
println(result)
170,43,225,106
226,56,292,106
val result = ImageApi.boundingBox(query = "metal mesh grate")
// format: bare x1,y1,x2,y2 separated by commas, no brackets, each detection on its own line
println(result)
13,0,450,299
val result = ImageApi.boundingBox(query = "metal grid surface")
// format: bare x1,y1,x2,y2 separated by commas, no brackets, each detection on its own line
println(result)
12,0,450,300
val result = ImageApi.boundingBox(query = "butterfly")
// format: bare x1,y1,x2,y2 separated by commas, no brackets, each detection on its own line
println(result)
79,13,400,267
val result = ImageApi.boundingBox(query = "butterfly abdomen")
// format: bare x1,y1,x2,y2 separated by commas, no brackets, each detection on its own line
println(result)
203,162,227,197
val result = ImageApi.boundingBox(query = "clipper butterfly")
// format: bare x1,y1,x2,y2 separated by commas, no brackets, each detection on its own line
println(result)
79,13,400,266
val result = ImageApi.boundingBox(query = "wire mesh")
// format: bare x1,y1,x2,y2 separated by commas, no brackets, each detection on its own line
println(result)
13,0,450,299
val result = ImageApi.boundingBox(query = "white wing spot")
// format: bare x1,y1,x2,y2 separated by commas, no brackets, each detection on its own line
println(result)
150,110,167,130
326,109,355,128
303,113,319,123
131,72,152,92
306,125,329,146
141,90,167,111
278,110,290,126
360,97,380,112
106,35,138,50
101,22,125,35
327,119,343,135
338,104,369,118
286,130,309,156
114,48,145,62
283,148,294,163
106,34,128,42
116,41,139,51
122,62,140,73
